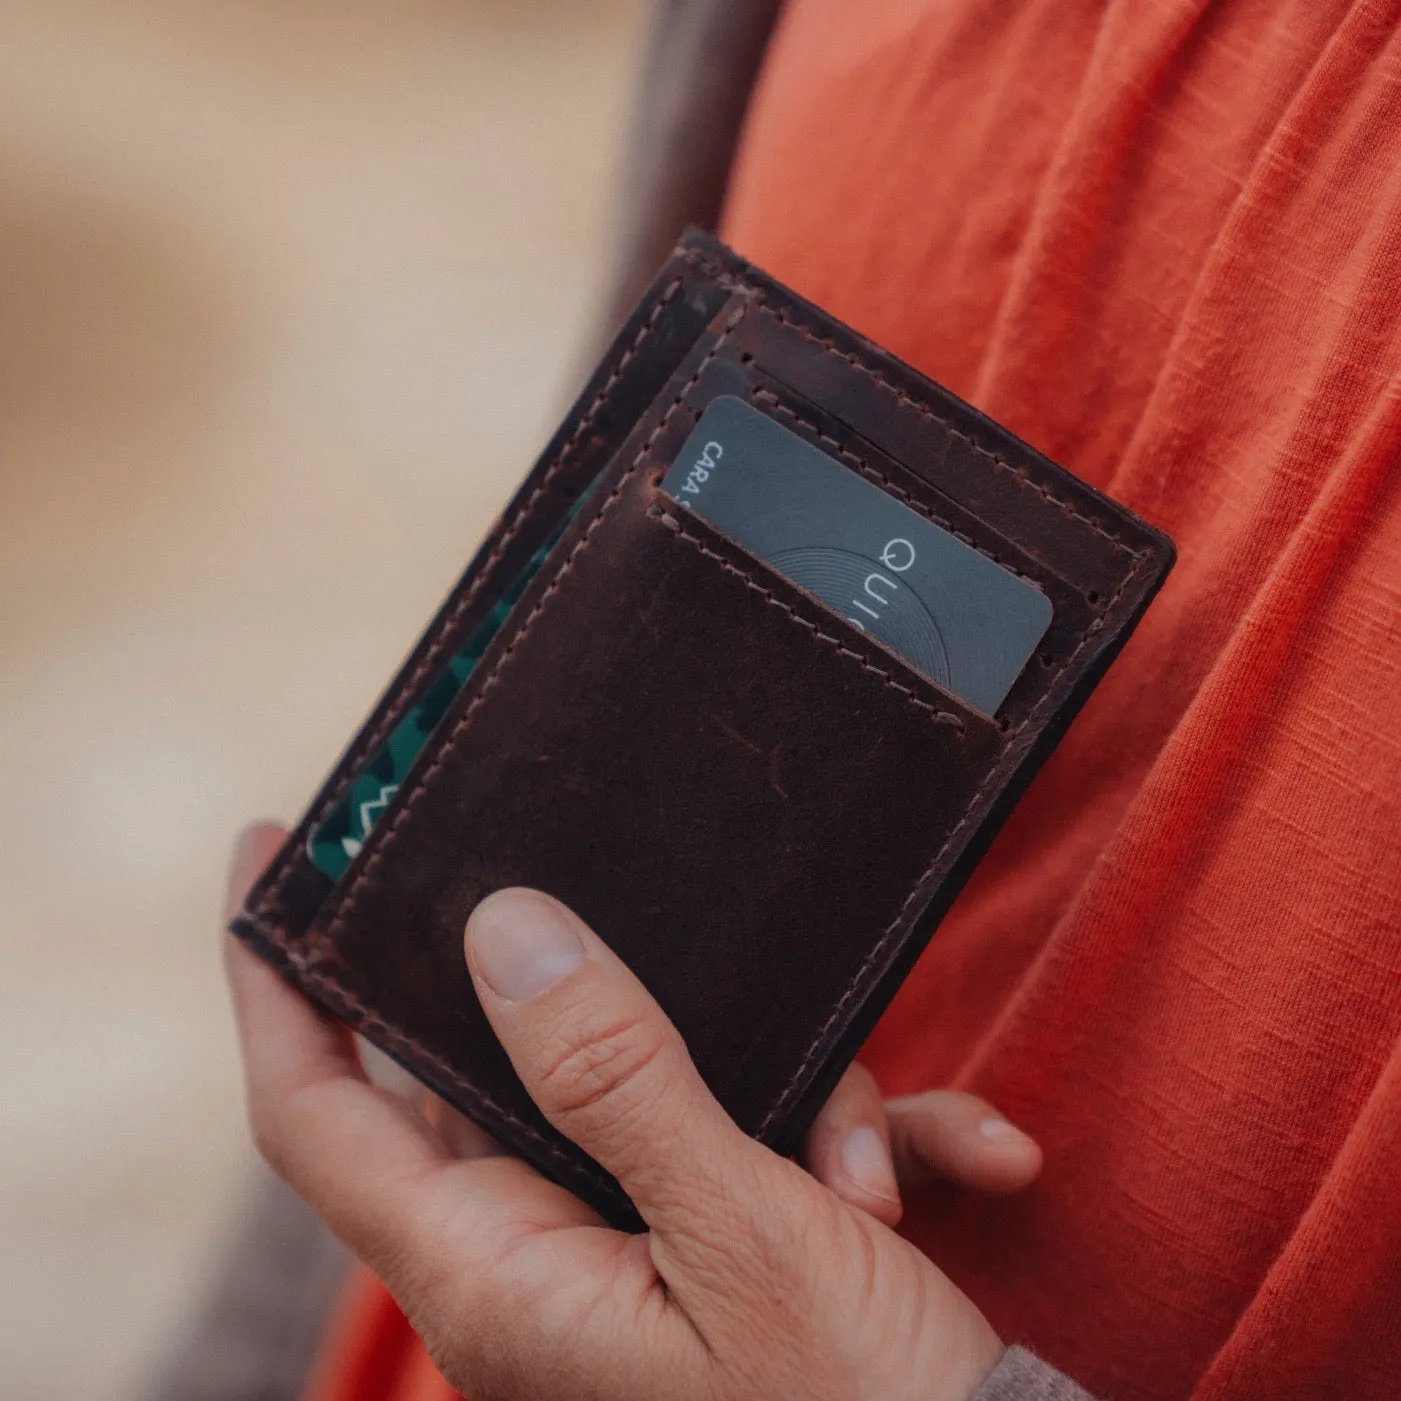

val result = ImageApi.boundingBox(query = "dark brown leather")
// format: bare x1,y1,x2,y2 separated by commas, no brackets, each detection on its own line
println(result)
233,233,1175,1228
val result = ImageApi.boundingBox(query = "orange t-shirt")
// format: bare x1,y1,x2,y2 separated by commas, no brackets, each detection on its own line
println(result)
309,3,1401,1397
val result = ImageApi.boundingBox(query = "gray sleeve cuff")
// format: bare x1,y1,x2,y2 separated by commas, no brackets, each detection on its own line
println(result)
970,1346,1100,1401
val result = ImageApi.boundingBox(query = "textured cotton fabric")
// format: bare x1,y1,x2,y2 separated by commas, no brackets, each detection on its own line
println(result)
306,3,1401,1398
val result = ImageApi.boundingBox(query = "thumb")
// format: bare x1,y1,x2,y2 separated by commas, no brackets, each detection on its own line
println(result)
464,888,766,1238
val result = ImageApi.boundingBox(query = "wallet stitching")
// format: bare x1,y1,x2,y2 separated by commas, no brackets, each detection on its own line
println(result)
248,273,690,934
650,510,966,730
762,308,1134,557
754,543,1158,1134
750,389,1042,587
281,307,754,1183
662,252,1137,563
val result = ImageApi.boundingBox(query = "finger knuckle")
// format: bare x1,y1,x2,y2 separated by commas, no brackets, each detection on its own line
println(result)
538,1007,671,1124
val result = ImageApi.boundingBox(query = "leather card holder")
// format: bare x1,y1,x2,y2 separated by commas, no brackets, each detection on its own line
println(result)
232,232,1175,1227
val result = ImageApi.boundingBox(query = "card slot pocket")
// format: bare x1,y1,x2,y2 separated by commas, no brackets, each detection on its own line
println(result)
303,432,1094,942
642,495,1005,746
310,464,1011,937
632,361,1106,730
641,378,1102,733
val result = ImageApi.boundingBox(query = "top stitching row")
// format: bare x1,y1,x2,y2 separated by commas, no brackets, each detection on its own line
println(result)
763,308,1134,557
650,509,966,732
751,389,1044,590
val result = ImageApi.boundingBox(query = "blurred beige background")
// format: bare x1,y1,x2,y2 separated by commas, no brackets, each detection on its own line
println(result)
0,1,648,1395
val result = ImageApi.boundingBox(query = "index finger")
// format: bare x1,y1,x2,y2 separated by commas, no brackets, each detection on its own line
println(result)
222,831,591,1292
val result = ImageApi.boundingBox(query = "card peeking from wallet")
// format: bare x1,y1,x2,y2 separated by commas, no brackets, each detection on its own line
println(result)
232,233,1174,1228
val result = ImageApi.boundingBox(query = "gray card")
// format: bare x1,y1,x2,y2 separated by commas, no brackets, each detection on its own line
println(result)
660,395,1052,714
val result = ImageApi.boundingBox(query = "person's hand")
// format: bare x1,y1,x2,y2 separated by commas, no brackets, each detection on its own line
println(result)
226,825,1041,1401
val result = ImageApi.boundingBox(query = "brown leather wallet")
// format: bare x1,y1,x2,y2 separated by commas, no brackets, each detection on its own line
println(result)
232,233,1174,1228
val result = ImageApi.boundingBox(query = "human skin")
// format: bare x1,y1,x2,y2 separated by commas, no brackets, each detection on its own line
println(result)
225,824,1043,1401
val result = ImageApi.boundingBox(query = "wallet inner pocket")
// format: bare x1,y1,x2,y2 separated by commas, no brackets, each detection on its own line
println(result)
642,498,1000,743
